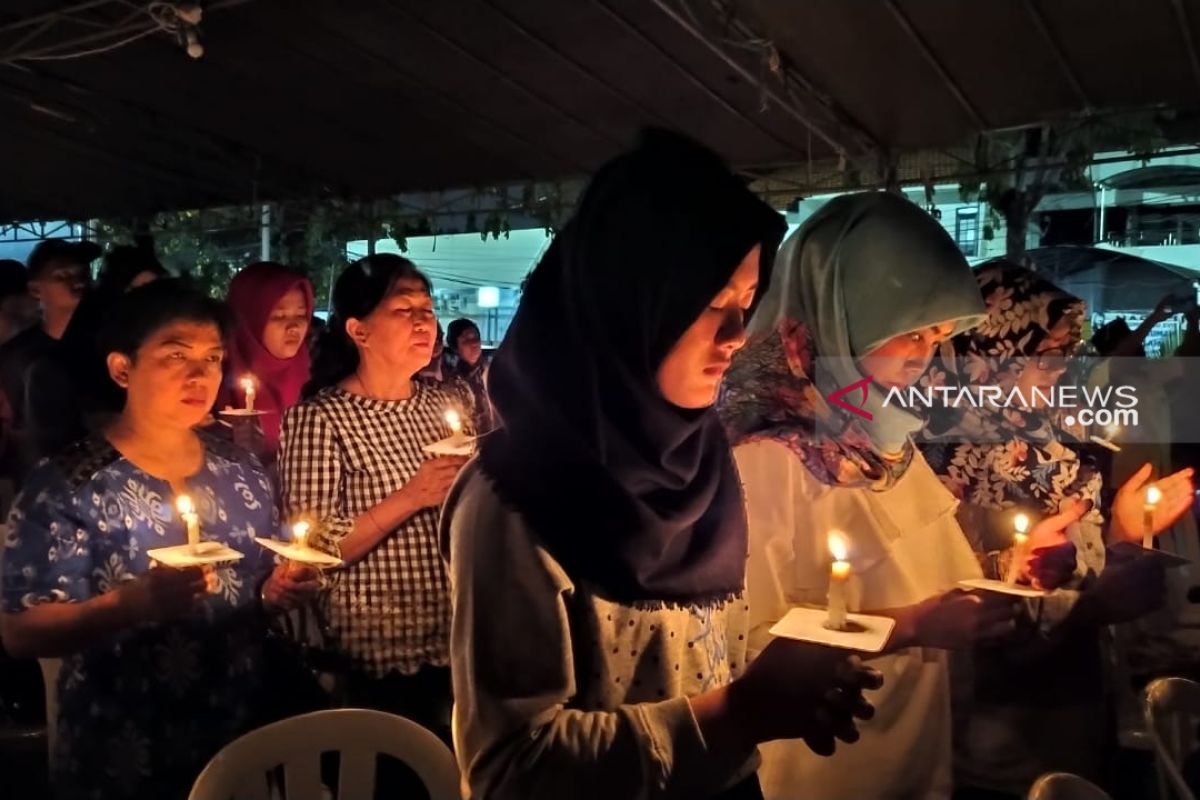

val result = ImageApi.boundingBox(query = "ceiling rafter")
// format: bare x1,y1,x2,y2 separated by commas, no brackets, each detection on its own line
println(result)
381,0,625,150
1021,0,1092,109
883,0,986,131
648,0,854,158
474,0,676,131
588,0,811,156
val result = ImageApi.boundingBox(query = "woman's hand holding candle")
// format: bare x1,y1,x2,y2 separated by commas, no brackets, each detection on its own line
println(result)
707,641,883,754
1108,463,1195,545
1025,540,1078,590
261,563,321,611
1000,498,1091,586
117,566,208,623
401,456,470,510
897,590,1017,650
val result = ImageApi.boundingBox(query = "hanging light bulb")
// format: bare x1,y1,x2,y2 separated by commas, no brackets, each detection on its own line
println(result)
184,27,204,60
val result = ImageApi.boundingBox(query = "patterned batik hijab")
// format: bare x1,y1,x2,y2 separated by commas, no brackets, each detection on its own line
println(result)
917,262,1103,516
720,192,987,490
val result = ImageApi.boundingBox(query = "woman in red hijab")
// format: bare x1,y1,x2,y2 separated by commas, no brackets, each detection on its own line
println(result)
219,262,314,461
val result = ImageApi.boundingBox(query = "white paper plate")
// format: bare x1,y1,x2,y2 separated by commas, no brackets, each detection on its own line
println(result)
254,537,343,567
422,435,476,457
147,542,245,567
769,606,895,653
958,578,1046,598
218,407,271,417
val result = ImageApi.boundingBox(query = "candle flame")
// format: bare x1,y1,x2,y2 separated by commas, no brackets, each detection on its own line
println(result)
1105,422,1122,438
1146,485,1163,506
292,520,310,547
240,375,256,392
828,530,848,562
175,494,194,515
1014,513,1031,534
445,408,463,434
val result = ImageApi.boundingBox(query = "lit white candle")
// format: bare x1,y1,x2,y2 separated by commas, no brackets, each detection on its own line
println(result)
445,408,464,439
1144,484,1162,549
240,375,257,412
176,494,200,553
1004,512,1031,585
291,520,310,550
826,531,851,630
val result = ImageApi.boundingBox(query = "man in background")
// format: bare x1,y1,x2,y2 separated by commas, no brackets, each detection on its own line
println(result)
0,239,96,491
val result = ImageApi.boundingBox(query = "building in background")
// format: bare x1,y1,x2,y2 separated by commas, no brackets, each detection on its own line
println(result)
347,228,552,346
786,147,1200,356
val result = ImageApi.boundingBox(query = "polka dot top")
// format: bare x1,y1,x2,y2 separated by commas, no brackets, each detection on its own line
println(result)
443,462,755,800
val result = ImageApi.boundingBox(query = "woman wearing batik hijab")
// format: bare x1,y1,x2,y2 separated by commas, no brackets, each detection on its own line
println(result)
441,130,882,800
719,192,1069,800
917,262,1194,797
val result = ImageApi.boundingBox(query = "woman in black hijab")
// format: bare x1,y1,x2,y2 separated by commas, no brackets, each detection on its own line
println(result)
441,130,882,800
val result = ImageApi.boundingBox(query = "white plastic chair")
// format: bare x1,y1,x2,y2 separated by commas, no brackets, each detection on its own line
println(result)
1145,677,1200,800
1026,772,1113,800
189,708,459,800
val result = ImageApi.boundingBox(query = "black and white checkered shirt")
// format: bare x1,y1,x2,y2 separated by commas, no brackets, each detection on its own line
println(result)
279,383,464,677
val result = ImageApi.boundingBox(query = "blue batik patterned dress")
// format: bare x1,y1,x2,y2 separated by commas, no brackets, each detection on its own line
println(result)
1,431,278,800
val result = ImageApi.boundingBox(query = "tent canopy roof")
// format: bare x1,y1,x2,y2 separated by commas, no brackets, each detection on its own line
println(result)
5,0,1200,220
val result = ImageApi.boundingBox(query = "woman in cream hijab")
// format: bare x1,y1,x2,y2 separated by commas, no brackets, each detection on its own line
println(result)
721,192,1085,799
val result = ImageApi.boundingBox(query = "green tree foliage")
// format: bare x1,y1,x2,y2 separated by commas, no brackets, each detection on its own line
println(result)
92,183,577,306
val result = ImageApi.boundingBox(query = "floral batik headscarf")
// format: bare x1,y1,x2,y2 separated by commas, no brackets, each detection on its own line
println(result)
720,192,987,490
917,262,1103,517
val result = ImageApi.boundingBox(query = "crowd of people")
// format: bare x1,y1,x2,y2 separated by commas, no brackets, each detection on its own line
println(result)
0,128,1197,800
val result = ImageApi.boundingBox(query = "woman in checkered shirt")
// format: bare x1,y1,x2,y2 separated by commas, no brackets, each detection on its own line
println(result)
278,254,468,741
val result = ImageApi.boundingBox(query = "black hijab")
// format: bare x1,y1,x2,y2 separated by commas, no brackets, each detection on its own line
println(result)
479,129,786,607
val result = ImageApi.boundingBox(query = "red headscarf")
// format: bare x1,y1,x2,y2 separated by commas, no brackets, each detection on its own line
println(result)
221,262,314,453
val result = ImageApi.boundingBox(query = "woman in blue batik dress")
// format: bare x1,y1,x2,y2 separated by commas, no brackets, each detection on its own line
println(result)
1,280,319,800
